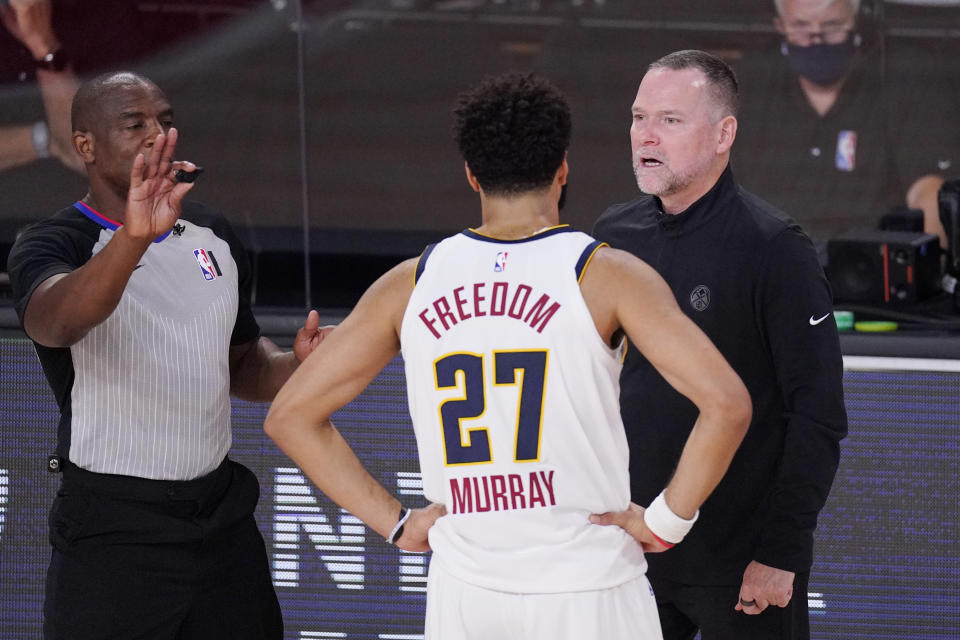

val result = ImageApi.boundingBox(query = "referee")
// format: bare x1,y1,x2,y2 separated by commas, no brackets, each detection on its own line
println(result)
8,71,329,639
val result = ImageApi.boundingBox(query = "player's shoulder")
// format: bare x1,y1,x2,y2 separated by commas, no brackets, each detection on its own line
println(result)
354,257,419,335
368,256,419,302
391,255,421,282
582,243,661,290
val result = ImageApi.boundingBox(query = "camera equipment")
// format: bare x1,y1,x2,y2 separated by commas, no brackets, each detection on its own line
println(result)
827,230,940,305
880,205,924,232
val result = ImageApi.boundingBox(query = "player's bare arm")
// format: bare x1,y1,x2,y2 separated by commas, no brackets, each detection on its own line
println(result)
582,247,751,540
22,130,195,348
264,258,444,551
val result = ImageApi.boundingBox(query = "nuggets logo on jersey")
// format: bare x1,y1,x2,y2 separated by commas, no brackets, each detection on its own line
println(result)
494,251,508,272
193,248,223,281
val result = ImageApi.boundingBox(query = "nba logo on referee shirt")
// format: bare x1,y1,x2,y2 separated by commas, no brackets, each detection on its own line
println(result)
194,249,222,281
494,251,508,272
835,130,857,172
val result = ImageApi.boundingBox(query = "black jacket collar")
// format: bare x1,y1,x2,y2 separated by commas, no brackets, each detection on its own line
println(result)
654,164,738,235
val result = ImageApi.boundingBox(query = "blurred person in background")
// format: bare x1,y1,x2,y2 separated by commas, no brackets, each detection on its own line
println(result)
734,0,958,248
0,0,82,173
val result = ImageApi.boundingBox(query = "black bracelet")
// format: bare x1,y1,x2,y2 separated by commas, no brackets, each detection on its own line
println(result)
386,507,411,545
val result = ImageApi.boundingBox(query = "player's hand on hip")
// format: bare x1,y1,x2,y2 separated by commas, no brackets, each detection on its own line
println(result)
126,128,195,242
395,503,446,553
293,310,336,362
735,560,795,615
590,502,671,553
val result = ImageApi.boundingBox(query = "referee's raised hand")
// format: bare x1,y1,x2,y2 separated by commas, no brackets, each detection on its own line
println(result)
125,128,196,242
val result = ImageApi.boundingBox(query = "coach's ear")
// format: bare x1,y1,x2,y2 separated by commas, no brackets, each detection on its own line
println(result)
464,162,481,193
716,115,737,155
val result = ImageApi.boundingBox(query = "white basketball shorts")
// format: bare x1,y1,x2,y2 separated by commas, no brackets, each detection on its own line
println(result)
423,557,663,640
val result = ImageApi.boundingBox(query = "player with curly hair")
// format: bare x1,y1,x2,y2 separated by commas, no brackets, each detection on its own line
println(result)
265,71,751,640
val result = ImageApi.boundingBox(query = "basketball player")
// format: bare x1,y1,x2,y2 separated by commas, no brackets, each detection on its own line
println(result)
265,71,752,639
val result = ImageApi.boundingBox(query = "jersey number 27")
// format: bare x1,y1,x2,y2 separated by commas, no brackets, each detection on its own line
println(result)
435,350,547,466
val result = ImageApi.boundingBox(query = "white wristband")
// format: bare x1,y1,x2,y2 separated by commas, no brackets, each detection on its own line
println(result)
32,120,50,159
644,491,699,545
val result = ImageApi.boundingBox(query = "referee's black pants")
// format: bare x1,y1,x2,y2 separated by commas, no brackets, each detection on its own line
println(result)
44,458,283,640
649,571,810,640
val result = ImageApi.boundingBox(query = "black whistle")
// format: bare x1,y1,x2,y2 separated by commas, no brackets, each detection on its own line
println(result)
174,166,205,183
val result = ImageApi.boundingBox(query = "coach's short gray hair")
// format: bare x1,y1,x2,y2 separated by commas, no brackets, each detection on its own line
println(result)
648,49,739,119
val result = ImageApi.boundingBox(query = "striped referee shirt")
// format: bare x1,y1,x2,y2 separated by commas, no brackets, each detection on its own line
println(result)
8,201,260,480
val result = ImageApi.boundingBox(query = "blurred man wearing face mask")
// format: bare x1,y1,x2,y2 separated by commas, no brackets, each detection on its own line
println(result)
778,0,862,91
733,0,958,248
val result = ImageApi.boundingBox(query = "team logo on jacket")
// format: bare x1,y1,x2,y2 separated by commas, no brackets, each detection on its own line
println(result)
690,285,711,312
494,251,508,272
194,248,223,281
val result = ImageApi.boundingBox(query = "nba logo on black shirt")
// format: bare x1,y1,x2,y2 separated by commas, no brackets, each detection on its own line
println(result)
194,249,222,281
835,130,857,172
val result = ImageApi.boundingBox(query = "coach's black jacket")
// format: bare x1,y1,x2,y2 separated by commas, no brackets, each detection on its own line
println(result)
594,165,847,584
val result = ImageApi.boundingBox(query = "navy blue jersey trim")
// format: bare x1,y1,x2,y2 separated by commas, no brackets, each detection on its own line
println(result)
414,243,437,284
461,224,573,244
575,240,607,283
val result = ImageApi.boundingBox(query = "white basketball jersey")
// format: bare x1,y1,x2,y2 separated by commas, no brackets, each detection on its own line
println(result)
400,226,647,593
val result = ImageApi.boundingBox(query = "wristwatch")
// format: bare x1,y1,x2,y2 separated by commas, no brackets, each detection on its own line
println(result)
33,47,70,72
